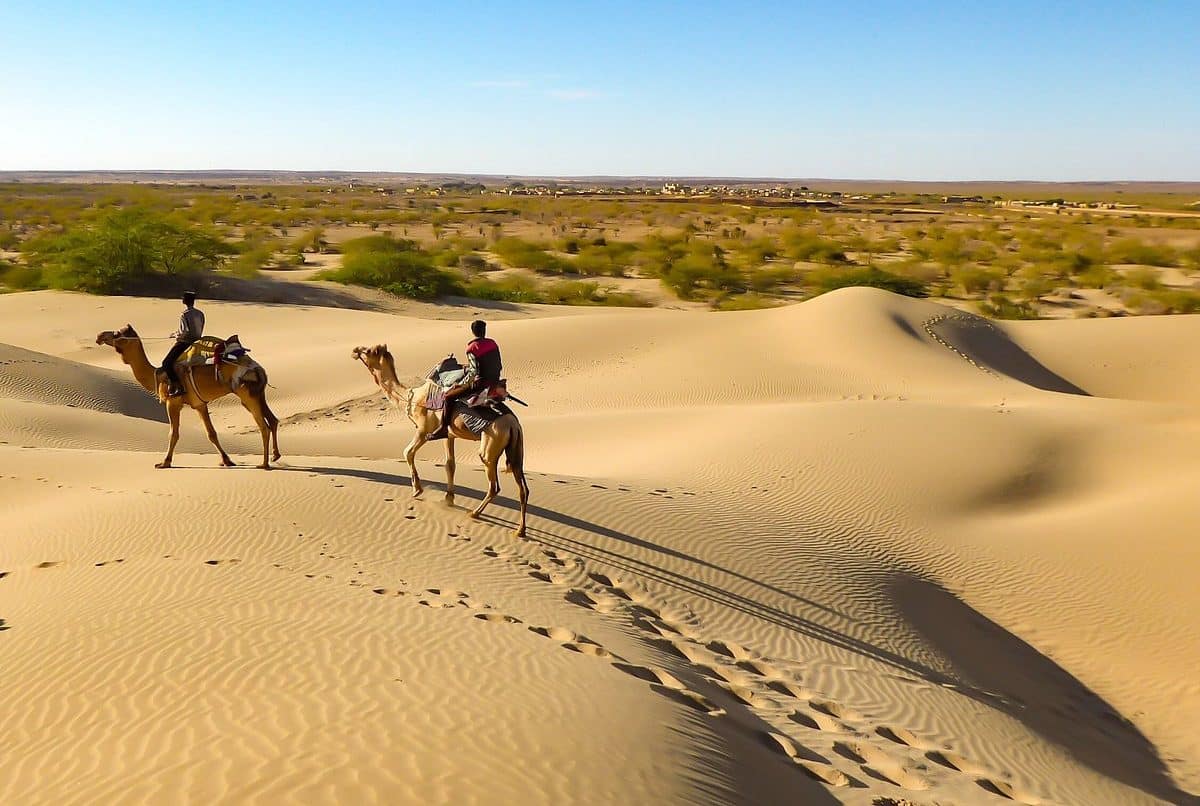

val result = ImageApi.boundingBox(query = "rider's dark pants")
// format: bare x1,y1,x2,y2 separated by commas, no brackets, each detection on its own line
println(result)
162,341,190,389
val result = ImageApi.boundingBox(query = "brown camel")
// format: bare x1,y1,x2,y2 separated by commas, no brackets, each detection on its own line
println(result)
96,325,281,469
352,344,529,537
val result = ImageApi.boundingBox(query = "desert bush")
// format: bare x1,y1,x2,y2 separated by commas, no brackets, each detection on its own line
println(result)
1015,267,1056,303
1106,238,1177,266
1123,288,1200,315
1122,266,1162,290
0,260,45,290
492,237,566,274
0,227,19,250
810,267,927,298
978,293,1039,320
462,275,648,307
1074,265,1117,288
781,230,846,263
714,293,777,311
571,241,637,277
949,265,1004,295
659,251,745,300
462,274,541,303
744,265,798,293
320,235,460,299
20,207,232,293
457,253,489,271
292,226,328,254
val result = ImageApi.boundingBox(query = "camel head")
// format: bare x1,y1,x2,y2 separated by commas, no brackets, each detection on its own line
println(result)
352,344,389,371
96,324,139,352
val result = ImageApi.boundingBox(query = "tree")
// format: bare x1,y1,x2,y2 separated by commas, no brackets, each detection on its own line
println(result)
22,207,231,293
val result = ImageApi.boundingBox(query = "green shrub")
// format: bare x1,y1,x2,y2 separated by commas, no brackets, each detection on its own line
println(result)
660,253,745,299
1125,289,1200,315
0,261,45,290
0,227,19,250
978,294,1039,320
20,207,232,293
949,265,1004,295
1075,265,1117,288
462,275,648,307
320,235,460,299
745,265,798,293
492,237,566,274
714,293,778,311
782,230,847,263
227,245,272,278
1122,267,1162,290
811,267,927,298
457,253,489,271
1106,238,1177,266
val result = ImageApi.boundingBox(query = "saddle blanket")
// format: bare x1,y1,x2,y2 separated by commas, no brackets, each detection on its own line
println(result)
423,386,447,411
453,401,509,435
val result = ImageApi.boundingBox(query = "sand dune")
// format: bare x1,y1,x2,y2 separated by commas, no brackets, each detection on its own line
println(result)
1,288,1197,805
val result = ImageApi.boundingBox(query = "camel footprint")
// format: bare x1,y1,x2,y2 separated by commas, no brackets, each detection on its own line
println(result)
614,663,726,717
474,612,522,624
833,740,929,791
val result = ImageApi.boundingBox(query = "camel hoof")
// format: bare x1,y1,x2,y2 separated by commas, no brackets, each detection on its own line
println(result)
222,460,236,467
515,528,527,539
155,462,172,469
258,463,272,470
467,512,481,521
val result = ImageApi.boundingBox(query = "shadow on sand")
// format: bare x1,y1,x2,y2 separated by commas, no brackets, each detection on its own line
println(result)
286,462,1189,804
890,573,1190,805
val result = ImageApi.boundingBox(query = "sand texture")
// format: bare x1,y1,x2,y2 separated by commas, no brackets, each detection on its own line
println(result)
1,288,1197,805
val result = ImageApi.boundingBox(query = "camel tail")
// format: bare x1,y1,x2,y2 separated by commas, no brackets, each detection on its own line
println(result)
504,420,525,475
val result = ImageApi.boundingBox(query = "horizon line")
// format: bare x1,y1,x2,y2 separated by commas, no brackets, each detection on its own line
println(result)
2,169,1199,186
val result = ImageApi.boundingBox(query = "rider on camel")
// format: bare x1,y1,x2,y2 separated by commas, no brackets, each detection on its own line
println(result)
431,319,502,440
162,291,205,397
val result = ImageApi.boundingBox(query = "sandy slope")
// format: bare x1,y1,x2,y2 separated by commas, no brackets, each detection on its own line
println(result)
1,288,1198,805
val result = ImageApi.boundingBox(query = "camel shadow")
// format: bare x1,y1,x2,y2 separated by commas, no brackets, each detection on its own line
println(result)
286,462,1190,804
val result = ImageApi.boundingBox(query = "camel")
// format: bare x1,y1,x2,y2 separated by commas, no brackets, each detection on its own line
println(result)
352,344,529,537
96,325,281,469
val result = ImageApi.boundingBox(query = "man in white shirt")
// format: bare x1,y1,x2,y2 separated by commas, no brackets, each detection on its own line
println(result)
161,291,205,396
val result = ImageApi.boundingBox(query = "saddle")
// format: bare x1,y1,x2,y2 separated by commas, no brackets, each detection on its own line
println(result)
427,354,467,390
163,334,259,392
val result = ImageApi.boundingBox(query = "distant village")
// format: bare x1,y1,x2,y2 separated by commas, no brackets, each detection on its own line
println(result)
345,181,1147,211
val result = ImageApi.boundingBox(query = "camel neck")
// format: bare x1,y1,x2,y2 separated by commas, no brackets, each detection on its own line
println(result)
123,339,159,394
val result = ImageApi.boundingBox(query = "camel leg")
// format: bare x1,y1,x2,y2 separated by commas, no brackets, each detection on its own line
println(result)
261,395,281,461
511,457,529,539
444,435,456,504
196,404,236,467
156,401,182,469
236,393,273,469
469,436,502,521
404,431,427,498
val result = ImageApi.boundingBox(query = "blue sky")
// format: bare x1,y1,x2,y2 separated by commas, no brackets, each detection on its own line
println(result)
2,1,1197,179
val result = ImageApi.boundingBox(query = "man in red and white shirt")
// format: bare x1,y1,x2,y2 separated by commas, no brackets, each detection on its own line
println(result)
431,320,503,439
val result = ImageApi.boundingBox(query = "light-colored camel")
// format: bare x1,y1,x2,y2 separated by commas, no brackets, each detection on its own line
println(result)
352,344,529,537
96,325,281,469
